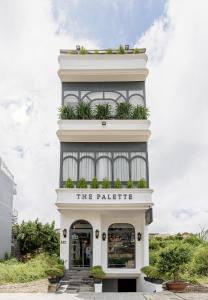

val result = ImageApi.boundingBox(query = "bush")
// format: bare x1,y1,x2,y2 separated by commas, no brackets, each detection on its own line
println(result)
132,105,149,120
106,48,112,54
138,178,147,188
58,105,75,120
127,179,134,188
79,46,87,54
192,245,208,276
90,265,105,279
91,177,99,189
94,49,99,54
141,265,161,278
118,45,125,54
94,104,111,120
65,178,73,188
134,48,141,54
158,244,191,281
116,102,132,119
76,102,92,119
77,178,87,188
114,178,121,188
102,178,110,188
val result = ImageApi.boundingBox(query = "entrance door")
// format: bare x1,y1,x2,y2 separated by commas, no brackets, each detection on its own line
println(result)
69,220,93,269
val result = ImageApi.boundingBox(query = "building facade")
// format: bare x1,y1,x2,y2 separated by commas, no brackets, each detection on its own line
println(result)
56,48,153,292
0,157,16,258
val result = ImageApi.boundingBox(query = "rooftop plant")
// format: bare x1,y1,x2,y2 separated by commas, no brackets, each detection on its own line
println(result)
102,177,110,188
77,178,87,188
76,102,92,119
138,178,147,188
116,102,132,119
106,48,113,54
58,105,75,120
118,45,125,54
132,105,149,120
93,104,111,120
65,178,74,188
79,46,87,54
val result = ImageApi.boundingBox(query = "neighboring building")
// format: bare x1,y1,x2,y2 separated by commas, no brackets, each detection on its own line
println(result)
56,47,153,292
0,157,16,258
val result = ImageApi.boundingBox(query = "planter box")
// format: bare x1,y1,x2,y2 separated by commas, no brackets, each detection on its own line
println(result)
57,119,151,142
94,282,102,293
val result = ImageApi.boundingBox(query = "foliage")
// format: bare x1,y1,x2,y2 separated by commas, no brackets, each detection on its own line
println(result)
76,102,92,119
93,104,111,119
106,48,113,54
102,177,110,188
141,265,161,278
79,46,87,54
12,220,60,255
116,102,132,119
65,178,74,188
77,178,87,188
138,178,147,188
91,177,99,189
58,105,75,120
0,254,64,284
118,45,125,54
127,179,134,188
131,105,149,120
90,265,105,279
94,49,99,54
198,226,208,241
192,245,208,276
114,178,122,188
134,48,141,54
158,244,191,281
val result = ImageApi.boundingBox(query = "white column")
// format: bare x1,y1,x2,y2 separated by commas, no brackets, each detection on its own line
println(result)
60,213,70,269
143,224,149,266
92,214,102,266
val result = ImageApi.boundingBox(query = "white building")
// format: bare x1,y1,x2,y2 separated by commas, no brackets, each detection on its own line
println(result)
56,47,153,292
0,157,16,258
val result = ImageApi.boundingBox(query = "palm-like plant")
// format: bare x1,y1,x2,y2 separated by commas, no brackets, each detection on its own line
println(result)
58,105,75,120
115,102,132,119
131,105,149,120
76,102,92,119
93,104,111,119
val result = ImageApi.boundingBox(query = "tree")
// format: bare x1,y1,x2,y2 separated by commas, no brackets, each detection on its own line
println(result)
12,219,60,255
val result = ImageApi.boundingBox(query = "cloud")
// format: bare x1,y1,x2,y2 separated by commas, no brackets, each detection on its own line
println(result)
0,0,98,224
135,0,208,233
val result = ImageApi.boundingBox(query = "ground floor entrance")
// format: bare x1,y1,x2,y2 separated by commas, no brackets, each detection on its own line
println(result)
69,220,93,268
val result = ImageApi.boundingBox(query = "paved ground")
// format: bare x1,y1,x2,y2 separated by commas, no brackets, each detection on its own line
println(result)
0,293,208,300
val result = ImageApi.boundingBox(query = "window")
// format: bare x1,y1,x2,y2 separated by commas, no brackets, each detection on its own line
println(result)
108,223,135,268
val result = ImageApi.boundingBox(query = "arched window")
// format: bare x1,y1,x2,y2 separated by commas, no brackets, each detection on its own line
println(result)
63,157,77,181
114,156,129,181
79,157,95,181
108,223,135,269
96,155,112,181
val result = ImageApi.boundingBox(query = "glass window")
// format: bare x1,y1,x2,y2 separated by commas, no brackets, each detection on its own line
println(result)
79,157,94,181
108,223,135,268
63,157,77,181
131,157,146,181
114,154,129,181
97,157,112,181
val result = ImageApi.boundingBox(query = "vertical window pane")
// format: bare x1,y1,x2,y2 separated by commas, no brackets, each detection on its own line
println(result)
97,157,112,181
63,158,77,181
79,158,94,180
131,157,146,181
114,157,129,181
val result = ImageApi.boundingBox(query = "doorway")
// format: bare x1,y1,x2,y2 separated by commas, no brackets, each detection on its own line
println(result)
69,220,93,269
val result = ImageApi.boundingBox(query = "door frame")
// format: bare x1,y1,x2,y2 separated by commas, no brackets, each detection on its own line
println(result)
69,227,93,269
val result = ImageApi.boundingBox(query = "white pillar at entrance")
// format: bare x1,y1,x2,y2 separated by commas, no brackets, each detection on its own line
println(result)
92,214,102,266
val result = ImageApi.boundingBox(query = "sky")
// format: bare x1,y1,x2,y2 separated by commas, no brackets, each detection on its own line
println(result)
0,0,208,234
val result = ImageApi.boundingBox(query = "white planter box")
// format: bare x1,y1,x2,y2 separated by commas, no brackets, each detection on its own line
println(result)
57,119,151,142
94,282,102,293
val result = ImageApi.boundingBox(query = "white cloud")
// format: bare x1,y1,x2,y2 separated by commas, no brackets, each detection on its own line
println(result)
135,0,208,233
0,0,98,224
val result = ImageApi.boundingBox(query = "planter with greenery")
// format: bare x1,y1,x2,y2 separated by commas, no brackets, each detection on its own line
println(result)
79,46,87,55
141,266,163,284
90,265,105,284
138,178,147,188
76,102,92,119
77,178,87,188
132,105,149,120
93,104,111,120
115,102,132,119
91,177,99,188
118,45,125,54
101,178,110,188
127,179,134,188
65,178,74,188
58,106,75,120
114,178,121,188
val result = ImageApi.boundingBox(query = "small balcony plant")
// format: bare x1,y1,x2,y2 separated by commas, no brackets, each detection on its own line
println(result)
58,105,75,120
76,102,92,119
77,178,87,188
131,105,149,120
127,179,134,188
90,265,105,283
65,178,74,188
91,177,99,188
115,102,132,119
114,178,122,188
79,46,87,54
138,178,147,188
102,178,110,188
93,104,111,120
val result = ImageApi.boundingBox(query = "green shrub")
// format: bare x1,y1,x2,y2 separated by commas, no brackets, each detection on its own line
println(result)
114,178,121,188
102,178,110,188
94,104,111,119
76,102,92,119
106,48,113,54
94,49,99,54
192,245,208,276
91,177,99,189
127,179,134,188
141,265,161,278
58,105,75,120
79,46,87,54
138,178,147,188
134,48,141,54
116,102,132,119
118,45,125,54
158,244,191,281
65,178,74,188
77,178,87,188
149,251,158,265
131,105,149,120
90,265,105,279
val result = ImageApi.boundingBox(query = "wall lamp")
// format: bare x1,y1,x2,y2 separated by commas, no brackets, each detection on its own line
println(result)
137,232,142,241
102,232,106,241
63,228,67,238
95,229,99,239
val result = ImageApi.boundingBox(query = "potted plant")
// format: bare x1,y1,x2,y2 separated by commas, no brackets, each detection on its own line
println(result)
141,265,163,284
102,177,110,188
138,178,147,188
115,102,132,119
58,105,75,120
65,178,74,188
131,105,149,120
76,102,92,119
91,176,99,188
90,265,105,292
93,104,111,120
114,178,121,188
158,244,191,291
77,178,87,188
127,179,134,188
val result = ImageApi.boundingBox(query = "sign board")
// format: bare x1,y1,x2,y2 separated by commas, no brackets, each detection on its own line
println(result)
145,208,153,225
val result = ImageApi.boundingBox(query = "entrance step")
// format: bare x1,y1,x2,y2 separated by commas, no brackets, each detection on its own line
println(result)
56,269,94,294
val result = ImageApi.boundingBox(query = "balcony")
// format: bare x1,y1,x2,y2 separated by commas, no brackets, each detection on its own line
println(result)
55,188,153,211
57,119,151,142
58,48,148,82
